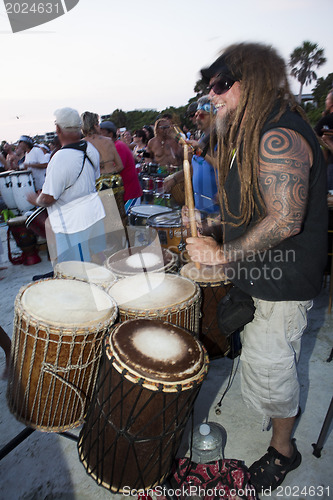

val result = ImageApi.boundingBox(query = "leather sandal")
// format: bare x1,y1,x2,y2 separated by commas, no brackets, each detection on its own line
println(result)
249,438,302,492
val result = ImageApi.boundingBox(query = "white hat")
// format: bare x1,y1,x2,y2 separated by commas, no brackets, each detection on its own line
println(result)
54,107,82,129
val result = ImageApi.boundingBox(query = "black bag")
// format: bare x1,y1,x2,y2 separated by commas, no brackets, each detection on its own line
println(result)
217,286,255,337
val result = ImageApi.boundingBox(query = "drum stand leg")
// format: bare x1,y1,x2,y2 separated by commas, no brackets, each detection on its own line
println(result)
0,427,78,461
0,427,35,460
312,396,333,458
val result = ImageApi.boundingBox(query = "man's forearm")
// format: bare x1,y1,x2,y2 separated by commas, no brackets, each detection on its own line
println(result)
25,162,48,169
221,215,300,264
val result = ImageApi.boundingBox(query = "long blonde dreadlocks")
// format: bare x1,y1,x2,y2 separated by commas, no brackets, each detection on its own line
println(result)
206,42,306,228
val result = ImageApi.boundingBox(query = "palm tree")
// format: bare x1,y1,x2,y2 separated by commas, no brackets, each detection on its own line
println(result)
289,41,326,103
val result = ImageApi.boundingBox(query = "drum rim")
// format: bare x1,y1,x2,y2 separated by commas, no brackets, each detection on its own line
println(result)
129,205,173,216
106,319,209,391
9,169,33,176
54,260,117,285
0,170,15,177
7,215,28,225
16,279,118,331
180,262,230,285
146,209,183,228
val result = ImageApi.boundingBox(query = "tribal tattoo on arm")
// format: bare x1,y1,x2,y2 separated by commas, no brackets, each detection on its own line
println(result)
222,127,312,263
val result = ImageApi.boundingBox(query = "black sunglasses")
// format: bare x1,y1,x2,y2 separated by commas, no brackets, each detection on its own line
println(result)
208,75,236,95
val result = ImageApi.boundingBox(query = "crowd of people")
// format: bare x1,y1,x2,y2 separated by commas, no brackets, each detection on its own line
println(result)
0,40,332,495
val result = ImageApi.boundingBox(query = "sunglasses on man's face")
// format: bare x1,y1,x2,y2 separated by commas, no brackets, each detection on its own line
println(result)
208,76,236,95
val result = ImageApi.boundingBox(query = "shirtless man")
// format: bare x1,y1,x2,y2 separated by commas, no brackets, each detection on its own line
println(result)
146,118,183,167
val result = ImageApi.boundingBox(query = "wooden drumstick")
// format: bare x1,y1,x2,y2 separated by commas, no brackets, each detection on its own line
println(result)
183,144,200,270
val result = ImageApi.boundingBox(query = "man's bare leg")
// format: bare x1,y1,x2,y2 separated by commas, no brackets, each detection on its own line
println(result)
270,416,296,457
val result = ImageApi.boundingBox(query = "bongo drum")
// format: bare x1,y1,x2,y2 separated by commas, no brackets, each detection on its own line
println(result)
180,262,232,359
7,279,118,432
147,209,189,257
104,245,177,278
78,318,209,492
107,272,201,334
54,260,117,289
10,170,36,213
25,206,47,239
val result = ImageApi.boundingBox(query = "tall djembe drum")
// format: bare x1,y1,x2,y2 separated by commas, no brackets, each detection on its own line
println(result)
7,278,118,432
78,318,209,492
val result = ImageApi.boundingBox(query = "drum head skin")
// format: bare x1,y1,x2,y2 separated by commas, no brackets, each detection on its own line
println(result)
21,278,117,327
130,205,172,218
7,216,27,226
54,261,116,287
108,272,197,311
180,262,229,285
147,209,182,228
105,246,175,276
108,318,208,384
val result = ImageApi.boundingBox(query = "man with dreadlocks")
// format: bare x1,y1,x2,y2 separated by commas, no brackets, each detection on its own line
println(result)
186,42,327,493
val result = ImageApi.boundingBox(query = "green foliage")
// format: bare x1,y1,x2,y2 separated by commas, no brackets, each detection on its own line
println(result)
303,103,324,127
102,101,198,134
194,78,208,98
312,73,333,107
289,41,326,99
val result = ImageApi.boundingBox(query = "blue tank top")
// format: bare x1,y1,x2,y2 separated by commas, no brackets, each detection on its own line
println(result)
192,154,220,213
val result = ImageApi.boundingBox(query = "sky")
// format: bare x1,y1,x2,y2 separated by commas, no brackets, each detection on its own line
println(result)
0,0,332,142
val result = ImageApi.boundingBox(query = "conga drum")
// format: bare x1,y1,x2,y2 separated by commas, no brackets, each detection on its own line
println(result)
107,272,201,334
7,279,118,432
0,170,17,211
180,262,232,359
54,260,117,290
78,318,209,492
25,206,47,239
7,215,41,265
10,170,36,213
104,245,177,278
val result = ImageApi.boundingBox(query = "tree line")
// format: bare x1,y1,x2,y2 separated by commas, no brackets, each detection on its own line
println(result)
104,41,331,132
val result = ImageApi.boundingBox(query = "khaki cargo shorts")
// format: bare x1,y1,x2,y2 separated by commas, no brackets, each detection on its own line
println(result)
240,298,312,419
